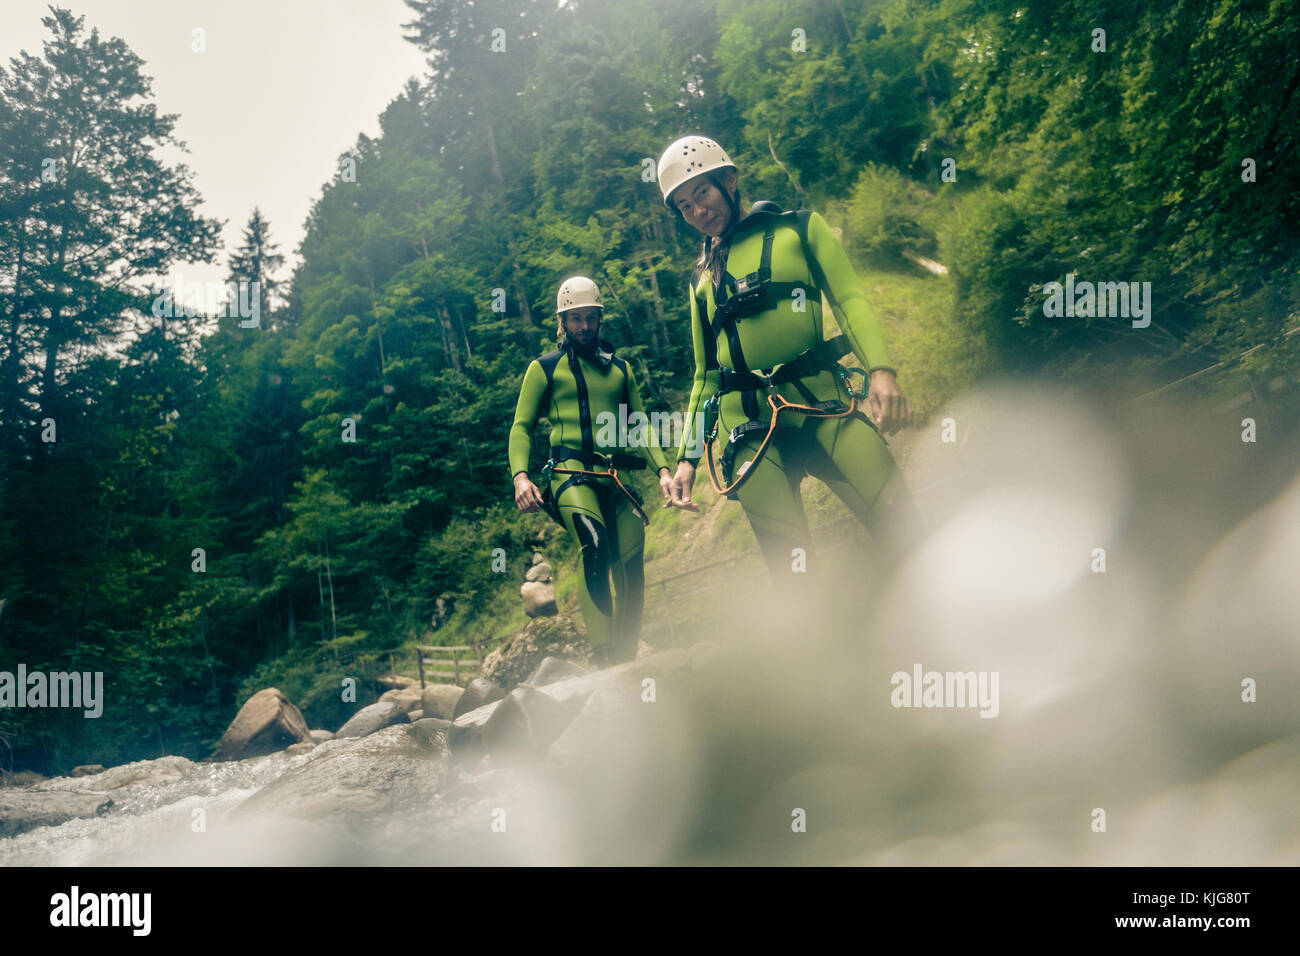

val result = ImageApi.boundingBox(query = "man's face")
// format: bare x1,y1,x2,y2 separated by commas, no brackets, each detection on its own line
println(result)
672,170,736,237
562,306,601,347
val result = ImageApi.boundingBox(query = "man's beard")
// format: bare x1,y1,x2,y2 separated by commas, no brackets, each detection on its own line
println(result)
569,331,599,355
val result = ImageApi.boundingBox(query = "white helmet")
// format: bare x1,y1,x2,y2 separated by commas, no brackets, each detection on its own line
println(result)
656,135,737,209
556,275,603,314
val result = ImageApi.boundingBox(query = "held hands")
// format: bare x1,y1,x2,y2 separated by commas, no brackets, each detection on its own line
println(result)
867,369,912,436
513,473,544,513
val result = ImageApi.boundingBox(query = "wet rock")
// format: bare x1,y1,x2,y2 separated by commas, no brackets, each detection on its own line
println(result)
452,678,506,719
336,700,412,739
524,656,590,688
521,581,557,617
409,717,453,747
449,668,602,759
31,756,199,792
480,684,579,760
421,683,464,720
233,725,447,823
213,688,312,760
0,790,115,838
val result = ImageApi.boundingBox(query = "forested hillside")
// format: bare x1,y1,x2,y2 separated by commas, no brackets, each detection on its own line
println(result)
1,0,1296,772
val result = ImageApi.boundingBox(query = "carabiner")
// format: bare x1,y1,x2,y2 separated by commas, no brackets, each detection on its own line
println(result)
702,394,720,443
838,366,868,401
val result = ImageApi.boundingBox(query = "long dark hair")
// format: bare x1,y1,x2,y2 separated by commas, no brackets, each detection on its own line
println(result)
693,172,744,295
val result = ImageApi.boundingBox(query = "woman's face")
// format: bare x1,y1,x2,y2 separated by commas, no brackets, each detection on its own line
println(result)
671,170,738,237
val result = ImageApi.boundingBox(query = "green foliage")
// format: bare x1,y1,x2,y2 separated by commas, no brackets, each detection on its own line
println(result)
1,0,1294,773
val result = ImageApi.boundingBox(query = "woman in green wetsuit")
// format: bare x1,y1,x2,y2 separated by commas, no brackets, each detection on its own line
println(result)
657,135,921,578
509,276,675,666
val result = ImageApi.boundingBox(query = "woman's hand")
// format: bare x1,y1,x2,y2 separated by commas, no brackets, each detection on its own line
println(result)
658,467,675,506
867,369,912,435
668,461,700,511
513,473,545,513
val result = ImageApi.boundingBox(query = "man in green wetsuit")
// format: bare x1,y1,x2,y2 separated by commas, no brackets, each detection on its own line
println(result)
657,135,921,578
509,276,674,667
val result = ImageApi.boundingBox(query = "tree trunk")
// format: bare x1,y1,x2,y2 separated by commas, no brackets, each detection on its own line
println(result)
324,532,337,643
438,304,461,372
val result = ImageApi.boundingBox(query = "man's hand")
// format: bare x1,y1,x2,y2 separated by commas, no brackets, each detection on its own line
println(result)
867,369,912,436
668,460,699,512
513,473,545,513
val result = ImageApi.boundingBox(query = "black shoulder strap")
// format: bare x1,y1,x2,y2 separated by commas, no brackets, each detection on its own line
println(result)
793,209,838,315
536,347,565,418
565,348,595,454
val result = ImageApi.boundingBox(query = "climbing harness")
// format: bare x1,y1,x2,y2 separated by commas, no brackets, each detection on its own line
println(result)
702,340,870,499
708,220,819,337
540,445,651,526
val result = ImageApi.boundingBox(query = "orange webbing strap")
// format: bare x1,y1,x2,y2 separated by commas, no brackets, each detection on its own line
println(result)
549,466,650,526
704,393,857,497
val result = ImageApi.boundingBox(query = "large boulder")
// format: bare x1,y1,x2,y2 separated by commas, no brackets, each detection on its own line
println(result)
0,790,115,838
479,683,582,761
213,688,312,760
421,683,464,719
520,581,557,617
449,666,606,758
31,756,198,792
481,615,589,692
233,724,448,823
452,678,506,719
336,700,412,739
378,686,424,715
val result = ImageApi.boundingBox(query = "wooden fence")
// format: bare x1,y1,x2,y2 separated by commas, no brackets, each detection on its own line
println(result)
315,630,512,691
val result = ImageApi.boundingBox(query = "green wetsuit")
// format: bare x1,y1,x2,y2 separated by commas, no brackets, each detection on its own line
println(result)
509,338,670,660
677,205,919,575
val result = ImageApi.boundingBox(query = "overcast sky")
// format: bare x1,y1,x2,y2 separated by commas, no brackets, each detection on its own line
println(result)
1,0,430,291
